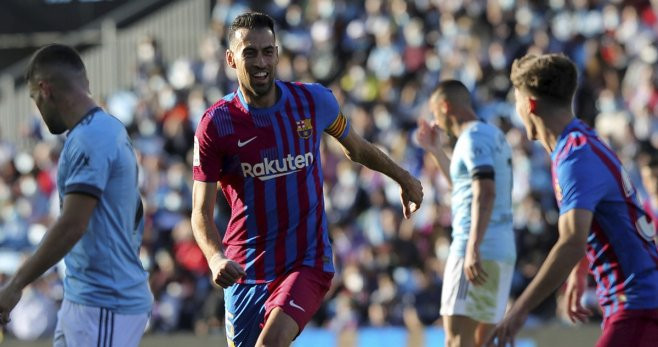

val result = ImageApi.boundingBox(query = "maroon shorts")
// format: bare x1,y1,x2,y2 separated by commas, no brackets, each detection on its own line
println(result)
597,309,658,347
264,266,334,332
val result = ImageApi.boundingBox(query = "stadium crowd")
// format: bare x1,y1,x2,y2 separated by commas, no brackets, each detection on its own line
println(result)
1,0,658,340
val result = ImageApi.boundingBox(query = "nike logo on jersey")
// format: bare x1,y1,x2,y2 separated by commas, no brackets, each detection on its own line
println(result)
238,136,258,147
289,299,305,312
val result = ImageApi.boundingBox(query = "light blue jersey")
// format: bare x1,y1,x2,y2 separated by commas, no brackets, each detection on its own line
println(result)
57,107,152,314
449,121,516,262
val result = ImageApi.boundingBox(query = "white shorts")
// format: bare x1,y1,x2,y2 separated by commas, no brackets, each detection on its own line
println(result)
53,300,149,347
440,254,514,324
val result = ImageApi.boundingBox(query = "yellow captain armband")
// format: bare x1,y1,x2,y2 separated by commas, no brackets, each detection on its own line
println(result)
325,112,349,139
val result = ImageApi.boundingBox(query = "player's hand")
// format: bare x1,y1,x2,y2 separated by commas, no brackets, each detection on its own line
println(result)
565,273,592,323
415,118,442,151
399,174,423,219
464,242,488,286
487,306,528,347
0,283,22,326
208,254,246,288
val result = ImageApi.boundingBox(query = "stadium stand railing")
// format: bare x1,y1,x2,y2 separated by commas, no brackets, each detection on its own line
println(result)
0,0,210,149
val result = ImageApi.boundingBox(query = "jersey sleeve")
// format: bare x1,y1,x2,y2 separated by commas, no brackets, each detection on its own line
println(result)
462,129,495,179
193,112,223,182
308,83,350,139
63,135,111,199
556,138,607,214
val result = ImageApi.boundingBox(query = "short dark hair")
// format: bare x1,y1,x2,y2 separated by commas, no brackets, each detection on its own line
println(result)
227,12,276,49
25,44,86,82
431,80,472,107
510,53,577,106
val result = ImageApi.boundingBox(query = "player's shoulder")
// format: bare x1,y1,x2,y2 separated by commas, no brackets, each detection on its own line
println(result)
557,131,591,159
200,93,238,120
69,109,124,143
285,81,334,98
464,121,497,142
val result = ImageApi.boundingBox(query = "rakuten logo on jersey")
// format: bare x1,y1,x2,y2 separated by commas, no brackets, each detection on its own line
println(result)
241,152,314,181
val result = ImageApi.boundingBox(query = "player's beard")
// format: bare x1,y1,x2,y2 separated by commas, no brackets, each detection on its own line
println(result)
39,100,67,134
249,73,274,98
43,113,67,134
240,65,275,100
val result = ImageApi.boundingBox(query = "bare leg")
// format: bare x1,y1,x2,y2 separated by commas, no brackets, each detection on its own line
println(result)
255,307,299,347
444,314,479,347
474,323,496,347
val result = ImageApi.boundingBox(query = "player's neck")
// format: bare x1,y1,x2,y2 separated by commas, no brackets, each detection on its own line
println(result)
62,94,98,130
240,84,279,108
453,110,479,137
539,110,574,152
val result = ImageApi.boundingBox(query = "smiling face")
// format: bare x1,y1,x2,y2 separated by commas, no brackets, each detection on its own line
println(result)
227,27,278,105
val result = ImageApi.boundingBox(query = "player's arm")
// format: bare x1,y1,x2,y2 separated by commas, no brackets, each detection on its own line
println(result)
336,125,423,218
491,208,589,346
191,181,245,288
415,118,452,187
464,175,495,285
516,208,589,308
0,193,97,324
512,208,589,311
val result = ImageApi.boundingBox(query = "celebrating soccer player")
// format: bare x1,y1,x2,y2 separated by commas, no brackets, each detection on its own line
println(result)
489,53,658,347
190,12,423,347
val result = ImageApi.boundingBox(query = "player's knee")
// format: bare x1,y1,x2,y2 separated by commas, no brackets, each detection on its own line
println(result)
446,333,475,347
256,328,296,347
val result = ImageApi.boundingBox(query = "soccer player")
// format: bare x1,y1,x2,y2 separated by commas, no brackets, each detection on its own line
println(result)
191,12,423,347
489,53,658,347
415,80,515,347
0,44,151,346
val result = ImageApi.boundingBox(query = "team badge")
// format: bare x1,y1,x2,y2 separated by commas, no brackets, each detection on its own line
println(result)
296,119,313,139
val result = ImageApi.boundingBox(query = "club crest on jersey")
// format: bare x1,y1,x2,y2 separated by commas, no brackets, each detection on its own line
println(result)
296,119,313,139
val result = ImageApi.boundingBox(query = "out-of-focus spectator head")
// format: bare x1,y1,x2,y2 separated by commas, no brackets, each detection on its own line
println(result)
226,12,279,101
638,144,658,201
25,44,88,135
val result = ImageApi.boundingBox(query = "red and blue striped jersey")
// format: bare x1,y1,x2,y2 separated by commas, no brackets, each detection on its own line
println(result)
193,81,350,284
551,119,658,317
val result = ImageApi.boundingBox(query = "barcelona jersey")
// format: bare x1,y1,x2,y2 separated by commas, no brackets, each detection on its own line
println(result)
193,81,349,284
552,118,658,317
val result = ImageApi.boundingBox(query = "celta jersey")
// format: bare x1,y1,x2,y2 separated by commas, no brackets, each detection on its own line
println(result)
58,107,151,314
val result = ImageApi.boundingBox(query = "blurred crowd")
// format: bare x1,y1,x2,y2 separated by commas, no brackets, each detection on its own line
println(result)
2,0,658,340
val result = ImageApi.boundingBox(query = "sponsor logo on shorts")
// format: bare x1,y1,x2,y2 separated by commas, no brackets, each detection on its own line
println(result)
289,299,305,312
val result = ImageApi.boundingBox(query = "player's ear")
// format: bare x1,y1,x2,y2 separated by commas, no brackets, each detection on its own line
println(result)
439,99,449,115
226,49,237,69
38,80,53,100
529,98,537,114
